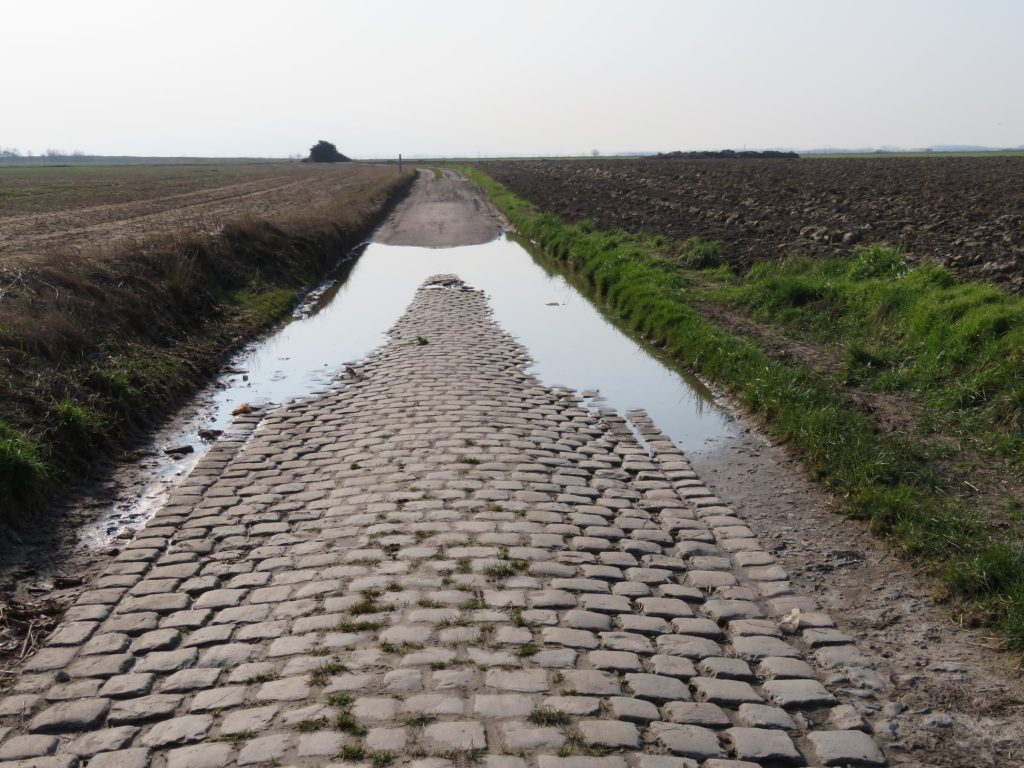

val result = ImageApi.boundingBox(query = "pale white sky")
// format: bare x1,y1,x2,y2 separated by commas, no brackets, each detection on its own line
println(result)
3,0,1021,158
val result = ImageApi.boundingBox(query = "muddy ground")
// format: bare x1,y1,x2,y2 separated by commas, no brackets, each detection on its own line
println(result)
479,157,1024,291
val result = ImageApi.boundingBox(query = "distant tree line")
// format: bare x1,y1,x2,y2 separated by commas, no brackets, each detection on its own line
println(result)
650,149,800,160
1,147,88,160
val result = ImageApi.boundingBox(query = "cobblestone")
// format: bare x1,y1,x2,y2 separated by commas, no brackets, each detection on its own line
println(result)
0,275,890,768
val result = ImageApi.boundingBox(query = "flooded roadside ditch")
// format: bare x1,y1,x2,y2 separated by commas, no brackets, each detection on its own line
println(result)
75,233,738,549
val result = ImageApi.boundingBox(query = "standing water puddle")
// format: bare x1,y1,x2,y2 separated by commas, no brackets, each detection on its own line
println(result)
81,235,736,546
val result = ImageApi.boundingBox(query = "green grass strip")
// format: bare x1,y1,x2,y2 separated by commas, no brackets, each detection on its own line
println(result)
709,247,1024,457
464,166,1024,647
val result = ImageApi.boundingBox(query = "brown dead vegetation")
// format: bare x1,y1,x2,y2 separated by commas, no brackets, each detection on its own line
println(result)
0,162,414,526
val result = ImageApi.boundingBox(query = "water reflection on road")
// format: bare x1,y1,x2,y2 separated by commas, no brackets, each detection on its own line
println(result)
81,235,735,545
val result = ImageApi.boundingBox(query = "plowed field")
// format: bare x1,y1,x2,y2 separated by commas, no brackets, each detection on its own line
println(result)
480,157,1024,291
0,162,399,263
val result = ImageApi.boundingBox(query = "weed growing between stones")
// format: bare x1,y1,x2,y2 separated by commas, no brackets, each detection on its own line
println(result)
558,730,608,757
528,707,572,726
331,696,368,737
483,560,528,580
309,660,348,686
350,590,388,615
218,730,258,743
402,714,437,727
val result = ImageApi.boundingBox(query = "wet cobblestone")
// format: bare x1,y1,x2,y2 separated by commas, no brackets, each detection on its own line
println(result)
0,276,889,766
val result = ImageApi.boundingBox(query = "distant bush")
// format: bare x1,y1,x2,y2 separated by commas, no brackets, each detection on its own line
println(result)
306,140,351,163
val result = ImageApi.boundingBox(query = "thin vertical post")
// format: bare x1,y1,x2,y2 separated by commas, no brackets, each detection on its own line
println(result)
398,154,402,173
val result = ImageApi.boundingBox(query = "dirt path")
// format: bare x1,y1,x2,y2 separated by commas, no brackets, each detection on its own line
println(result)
373,169,508,247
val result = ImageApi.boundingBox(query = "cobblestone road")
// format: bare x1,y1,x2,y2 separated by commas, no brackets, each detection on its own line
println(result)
0,277,889,767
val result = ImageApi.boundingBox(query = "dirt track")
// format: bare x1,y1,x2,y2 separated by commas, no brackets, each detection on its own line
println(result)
374,169,507,247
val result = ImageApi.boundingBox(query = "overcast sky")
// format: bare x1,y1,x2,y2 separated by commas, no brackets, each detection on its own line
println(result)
4,0,1022,158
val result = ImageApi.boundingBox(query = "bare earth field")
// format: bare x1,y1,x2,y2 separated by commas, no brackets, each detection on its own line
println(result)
480,157,1024,290
0,162,399,263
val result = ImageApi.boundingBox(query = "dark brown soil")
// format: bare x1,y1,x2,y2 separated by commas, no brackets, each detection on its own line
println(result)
478,157,1024,291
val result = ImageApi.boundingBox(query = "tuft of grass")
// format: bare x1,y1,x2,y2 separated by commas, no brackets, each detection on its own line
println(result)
349,590,387,616
244,672,278,684
337,619,383,633
415,336,429,346
483,560,528,580
334,711,367,736
328,689,367,738
379,641,422,654
675,235,724,269
0,421,48,501
230,287,298,325
296,718,328,733
218,730,257,743
528,706,572,726
50,396,101,438
326,692,355,709
559,730,608,757
402,714,437,727
309,660,348,687
339,744,365,761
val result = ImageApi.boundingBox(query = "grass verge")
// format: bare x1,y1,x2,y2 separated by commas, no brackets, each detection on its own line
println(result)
464,166,1024,647
0,169,414,524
